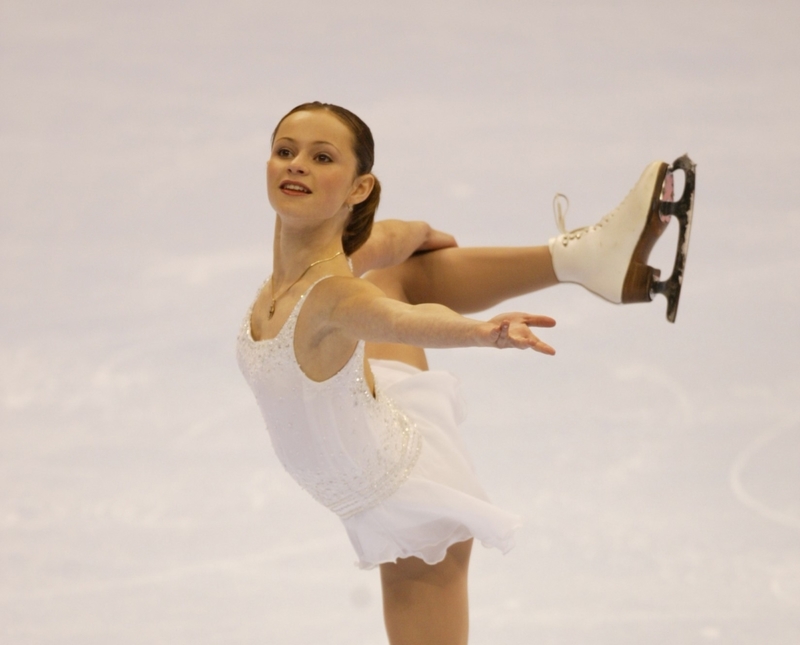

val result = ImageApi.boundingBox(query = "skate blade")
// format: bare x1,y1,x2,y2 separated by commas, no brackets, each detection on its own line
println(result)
651,154,696,322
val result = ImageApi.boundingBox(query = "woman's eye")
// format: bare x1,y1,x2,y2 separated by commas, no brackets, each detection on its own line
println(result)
316,153,333,163
276,148,292,158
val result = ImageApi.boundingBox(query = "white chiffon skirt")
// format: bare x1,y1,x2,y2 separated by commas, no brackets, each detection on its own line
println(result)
342,359,522,569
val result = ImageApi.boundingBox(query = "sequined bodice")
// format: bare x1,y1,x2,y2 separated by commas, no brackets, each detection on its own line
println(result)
236,277,422,518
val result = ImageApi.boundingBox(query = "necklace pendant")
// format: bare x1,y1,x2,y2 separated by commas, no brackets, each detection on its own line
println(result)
268,300,276,319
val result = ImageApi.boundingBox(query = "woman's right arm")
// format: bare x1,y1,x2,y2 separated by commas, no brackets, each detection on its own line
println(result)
326,278,556,355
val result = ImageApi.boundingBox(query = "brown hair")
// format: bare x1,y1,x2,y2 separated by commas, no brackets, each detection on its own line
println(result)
272,102,381,256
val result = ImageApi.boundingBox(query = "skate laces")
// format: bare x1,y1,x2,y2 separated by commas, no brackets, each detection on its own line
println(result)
553,193,570,235
553,192,608,245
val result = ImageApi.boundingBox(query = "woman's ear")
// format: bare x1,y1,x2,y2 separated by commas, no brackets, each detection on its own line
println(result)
348,173,376,206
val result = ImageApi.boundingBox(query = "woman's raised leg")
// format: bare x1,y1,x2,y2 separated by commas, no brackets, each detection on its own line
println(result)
380,539,473,645
371,245,558,315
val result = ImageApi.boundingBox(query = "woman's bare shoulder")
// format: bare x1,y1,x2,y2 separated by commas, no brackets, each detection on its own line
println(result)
303,273,387,319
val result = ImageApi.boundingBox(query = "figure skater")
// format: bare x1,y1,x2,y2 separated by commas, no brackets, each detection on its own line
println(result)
236,102,694,645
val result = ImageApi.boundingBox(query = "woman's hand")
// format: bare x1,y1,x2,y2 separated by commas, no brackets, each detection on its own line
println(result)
481,313,556,355
350,220,457,276
413,225,457,254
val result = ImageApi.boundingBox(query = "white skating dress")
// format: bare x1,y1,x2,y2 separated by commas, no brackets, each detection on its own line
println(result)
236,277,521,569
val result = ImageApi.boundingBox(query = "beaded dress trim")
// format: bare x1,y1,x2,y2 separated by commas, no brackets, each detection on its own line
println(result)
236,276,422,519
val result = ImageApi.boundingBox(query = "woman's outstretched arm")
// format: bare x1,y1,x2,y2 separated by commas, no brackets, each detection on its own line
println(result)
319,277,556,355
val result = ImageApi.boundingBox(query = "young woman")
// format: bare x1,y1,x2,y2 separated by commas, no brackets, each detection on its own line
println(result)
237,102,683,644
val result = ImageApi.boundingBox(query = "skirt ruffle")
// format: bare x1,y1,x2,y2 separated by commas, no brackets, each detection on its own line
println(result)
342,359,522,569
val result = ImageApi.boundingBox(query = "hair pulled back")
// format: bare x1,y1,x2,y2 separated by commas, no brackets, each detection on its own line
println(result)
272,101,381,256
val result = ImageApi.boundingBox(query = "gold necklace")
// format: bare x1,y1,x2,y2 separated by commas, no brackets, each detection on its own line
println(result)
268,251,343,319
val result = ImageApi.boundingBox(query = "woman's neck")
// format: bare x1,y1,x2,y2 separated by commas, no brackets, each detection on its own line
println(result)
271,214,346,284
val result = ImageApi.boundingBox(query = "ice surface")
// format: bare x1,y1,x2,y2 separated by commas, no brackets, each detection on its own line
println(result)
2,1,799,643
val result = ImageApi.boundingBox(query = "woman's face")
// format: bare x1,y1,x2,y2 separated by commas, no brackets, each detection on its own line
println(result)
267,110,372,223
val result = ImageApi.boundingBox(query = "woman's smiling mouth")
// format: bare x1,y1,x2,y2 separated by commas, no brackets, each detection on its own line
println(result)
280,180,312,194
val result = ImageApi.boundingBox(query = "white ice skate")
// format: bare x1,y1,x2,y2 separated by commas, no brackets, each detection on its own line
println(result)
549,155,696,322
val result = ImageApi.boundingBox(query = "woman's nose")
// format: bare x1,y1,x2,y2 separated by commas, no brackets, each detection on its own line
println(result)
288,155,308,174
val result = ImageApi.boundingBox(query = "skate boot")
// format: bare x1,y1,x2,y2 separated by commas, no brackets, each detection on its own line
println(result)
549,155,696,322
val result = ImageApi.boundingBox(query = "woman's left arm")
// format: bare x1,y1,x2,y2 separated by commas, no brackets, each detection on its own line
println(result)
349,220,457,276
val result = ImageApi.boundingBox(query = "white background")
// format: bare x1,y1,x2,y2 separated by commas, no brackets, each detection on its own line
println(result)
2,1,799,643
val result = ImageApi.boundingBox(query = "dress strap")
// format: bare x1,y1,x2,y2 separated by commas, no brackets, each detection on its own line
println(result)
297,274,338,305
283,274,339,334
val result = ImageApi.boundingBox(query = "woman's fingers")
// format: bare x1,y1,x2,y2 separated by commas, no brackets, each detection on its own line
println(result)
515,330,555,355
419,228,458,251
497,320,510,343
491,316,556,355
530,337,556,355
523,314,556,328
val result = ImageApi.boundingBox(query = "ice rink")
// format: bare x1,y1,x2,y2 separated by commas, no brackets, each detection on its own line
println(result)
2,1,799,643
